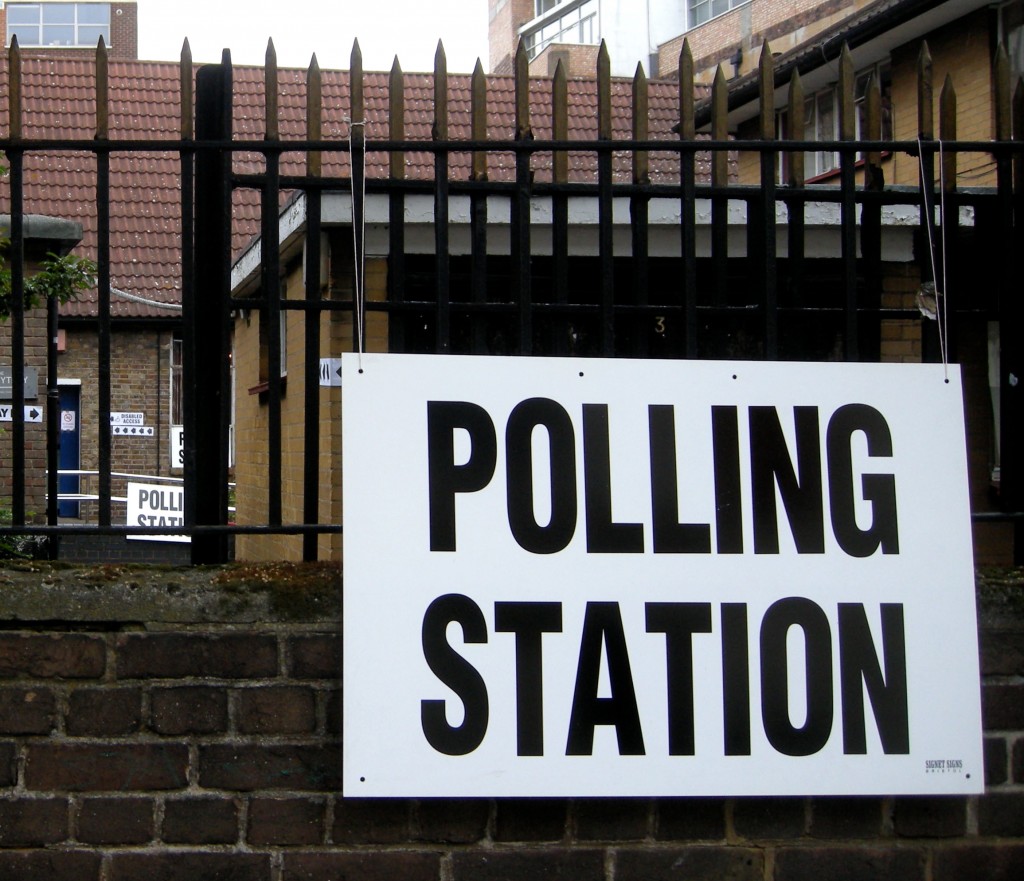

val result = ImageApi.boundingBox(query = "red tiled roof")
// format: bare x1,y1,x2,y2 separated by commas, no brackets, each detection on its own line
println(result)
0,56,700,319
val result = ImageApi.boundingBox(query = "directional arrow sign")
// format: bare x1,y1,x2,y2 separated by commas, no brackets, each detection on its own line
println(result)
0,405,43,423
319,357,343,387
112,425,155,436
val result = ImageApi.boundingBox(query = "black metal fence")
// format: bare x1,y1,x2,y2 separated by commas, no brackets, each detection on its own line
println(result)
1,38,1023,563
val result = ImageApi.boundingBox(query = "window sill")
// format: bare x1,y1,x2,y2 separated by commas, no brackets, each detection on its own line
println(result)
248,377,287,400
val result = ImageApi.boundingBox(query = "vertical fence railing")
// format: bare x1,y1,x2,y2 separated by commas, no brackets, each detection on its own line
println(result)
1,37,1023,563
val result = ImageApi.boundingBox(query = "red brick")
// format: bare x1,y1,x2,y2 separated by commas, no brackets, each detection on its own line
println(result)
983,685,1024,730
978,792,1024,837
162,796,240,844
325,688,341,734
198,745,341,791
288,634,340,679
115,634,278,679
332,798,412,844
893,796,967,838
985,736,1009,785
0,687,57,734
933,844,1024,881
733,797,807,839
0,797,68,846
0,634,105,679
451,848,606,880
66,687,142,736
0,852,102,881
574,798,649,841
236,686,316,734
247,796,325,845
108,853,271,881
25,743,188,791
77,796,154,844
774,846,925,881
979,628,1024,676
810,797,885,838
283,852,441,881
415,798,489,844
655,798,727,841
150,686,228,734
495,798,567,842
616,847,763,881
0,741,15,786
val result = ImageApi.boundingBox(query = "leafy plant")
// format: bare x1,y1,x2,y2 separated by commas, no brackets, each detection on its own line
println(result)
0,158,97,319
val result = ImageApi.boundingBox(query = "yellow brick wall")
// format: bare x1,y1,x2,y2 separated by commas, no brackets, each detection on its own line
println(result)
233,243,387,563
887,9,996,187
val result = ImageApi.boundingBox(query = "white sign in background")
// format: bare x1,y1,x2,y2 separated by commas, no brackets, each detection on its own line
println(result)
126,481,189,543
341,353,983,798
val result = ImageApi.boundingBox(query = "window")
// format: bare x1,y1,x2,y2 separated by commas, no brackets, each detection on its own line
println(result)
777,61,893,181
523,0,597,60
689,0,748,28
535,0,561,14
6,3,110,48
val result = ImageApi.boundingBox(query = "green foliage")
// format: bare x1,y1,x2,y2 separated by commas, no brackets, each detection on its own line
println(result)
0,246,97,320
0,160,96,319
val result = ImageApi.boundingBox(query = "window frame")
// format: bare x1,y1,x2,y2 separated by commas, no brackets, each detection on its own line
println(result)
6,2,111,49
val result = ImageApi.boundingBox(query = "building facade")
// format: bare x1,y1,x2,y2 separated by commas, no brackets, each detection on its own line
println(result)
0,1,137,59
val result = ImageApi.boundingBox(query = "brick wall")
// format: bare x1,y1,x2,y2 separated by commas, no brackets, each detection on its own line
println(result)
58,325,177,522
0,305,47,520
0,564,1021,880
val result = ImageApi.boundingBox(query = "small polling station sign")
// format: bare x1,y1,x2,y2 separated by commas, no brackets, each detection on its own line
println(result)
341,353,983,798
126,482,188,543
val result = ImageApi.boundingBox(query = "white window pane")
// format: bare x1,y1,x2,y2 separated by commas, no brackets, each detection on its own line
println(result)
78,25,108,45
42,5,75,23
8,5,42,25
42,24,75,45
77,4,110,25
10,25,41,44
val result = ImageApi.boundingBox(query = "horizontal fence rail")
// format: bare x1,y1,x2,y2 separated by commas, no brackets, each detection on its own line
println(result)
1,36,1023,564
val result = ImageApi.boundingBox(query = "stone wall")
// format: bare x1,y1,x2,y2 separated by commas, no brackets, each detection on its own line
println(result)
0,563,1021,879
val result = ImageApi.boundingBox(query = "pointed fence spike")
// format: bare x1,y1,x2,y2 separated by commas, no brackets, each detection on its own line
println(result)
759,41,775,139
96,35,109,139
389,55,405,180
917,41,933,139
787,68,804,186
598,41,611,140
633,62,649,185
8,36,21,140
265,39,279,141
939,73,957,190
678,39,694,141
514,38,530,140
553,58,568,183
434,41,448,141
181,39,194,140
712,64,729,186
351,38,365,136
472,60,488,181
838,42,855,140
307,54,323,178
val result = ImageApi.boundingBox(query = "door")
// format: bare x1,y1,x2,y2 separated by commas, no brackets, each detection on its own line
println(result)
58,385,81,518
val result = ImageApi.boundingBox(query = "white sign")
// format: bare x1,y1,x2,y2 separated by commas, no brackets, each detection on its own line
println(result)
61,410,76,432
0,404,43,423
320,358,344,387
170,425,184,468
126,481,189,543
112,425,154,436
110,411,145,426
342,353,983,798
